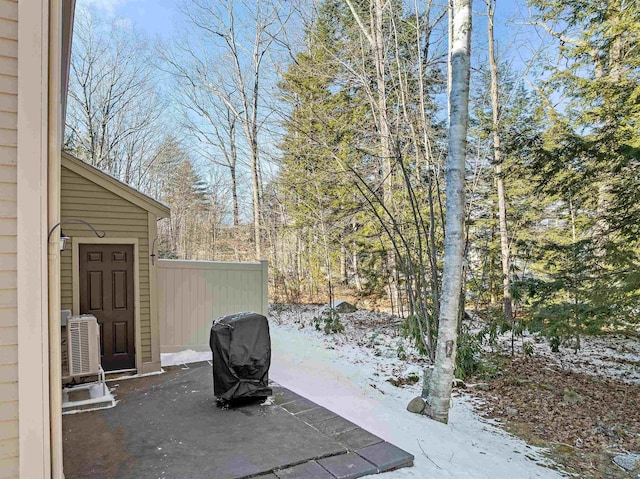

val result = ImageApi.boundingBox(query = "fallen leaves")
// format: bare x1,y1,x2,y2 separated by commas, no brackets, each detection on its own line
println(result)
468,354,640,478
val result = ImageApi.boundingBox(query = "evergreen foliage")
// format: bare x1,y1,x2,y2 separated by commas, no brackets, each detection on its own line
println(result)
524,0,640,342
275,0,449,359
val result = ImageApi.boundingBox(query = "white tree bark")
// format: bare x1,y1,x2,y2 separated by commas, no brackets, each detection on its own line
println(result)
345,0,399,312
426,0,471,424
487,0,512,325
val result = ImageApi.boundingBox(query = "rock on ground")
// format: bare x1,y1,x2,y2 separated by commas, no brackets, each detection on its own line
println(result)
406,397,426,415
332,300,357,313
612,453,640,472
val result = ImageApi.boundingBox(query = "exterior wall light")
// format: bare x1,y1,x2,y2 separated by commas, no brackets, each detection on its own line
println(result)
59,230,70,251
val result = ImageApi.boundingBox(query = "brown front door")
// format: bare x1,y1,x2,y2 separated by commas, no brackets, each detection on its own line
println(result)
79,244,135,371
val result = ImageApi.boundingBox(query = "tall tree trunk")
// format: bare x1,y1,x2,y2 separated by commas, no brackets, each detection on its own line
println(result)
229,119,240,227
228,163,240,230
353,252,362,291
374,0,400,312
487,0,512,324
414,3,441,323
250,25,263,260
340,242,348,285
296,234,302,283
346,0,399,311
251,141,261,259
426,0,471,424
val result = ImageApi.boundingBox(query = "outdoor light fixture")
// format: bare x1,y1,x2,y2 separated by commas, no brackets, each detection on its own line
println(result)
150,237,158,265
58,230,70,251
47,219,105,252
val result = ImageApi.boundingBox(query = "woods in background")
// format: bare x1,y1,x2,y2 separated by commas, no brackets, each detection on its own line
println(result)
65,0,639,417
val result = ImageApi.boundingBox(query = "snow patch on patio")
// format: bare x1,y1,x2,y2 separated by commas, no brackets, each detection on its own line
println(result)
161,349,212,367
105,369,166,382
62,382,116,415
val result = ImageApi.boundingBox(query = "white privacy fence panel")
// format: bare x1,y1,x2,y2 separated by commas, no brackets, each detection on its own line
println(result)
158,259,268,353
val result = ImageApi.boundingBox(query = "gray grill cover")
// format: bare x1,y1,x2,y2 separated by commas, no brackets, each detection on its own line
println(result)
209,312,272,400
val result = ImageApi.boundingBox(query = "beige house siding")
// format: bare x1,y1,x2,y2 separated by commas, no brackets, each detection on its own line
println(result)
60,166,154,364
0,0,18,476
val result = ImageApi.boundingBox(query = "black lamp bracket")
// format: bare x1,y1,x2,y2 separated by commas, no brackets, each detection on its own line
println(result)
47,219,105,242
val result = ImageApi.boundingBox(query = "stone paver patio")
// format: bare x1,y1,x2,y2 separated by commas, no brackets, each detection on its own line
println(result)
63,361,414,479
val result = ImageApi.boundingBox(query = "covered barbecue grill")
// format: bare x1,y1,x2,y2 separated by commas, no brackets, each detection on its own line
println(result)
209,312,272,404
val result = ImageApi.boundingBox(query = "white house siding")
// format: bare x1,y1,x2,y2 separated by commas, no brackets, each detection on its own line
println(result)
0,1,19,477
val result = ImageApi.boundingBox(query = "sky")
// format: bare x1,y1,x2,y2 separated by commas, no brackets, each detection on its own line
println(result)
80,0,552,100
81,0,543,57
79,0,551,94
82,0,178,38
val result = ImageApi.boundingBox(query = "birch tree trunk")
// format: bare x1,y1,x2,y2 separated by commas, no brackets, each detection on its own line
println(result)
345,0,400,312
426,0,472,424
372,0,399,313
487,0,512,324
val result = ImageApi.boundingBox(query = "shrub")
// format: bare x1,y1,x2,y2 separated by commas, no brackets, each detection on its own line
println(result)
312,308,344,334
455,333,483,380
400,313,434,356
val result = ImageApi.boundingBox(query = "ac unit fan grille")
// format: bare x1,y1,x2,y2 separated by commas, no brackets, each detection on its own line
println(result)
70,321,91,375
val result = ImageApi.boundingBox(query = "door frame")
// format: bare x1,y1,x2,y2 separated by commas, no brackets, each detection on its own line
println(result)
72,237,142,373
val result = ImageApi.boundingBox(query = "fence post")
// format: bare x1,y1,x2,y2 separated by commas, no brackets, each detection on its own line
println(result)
261,259,268,316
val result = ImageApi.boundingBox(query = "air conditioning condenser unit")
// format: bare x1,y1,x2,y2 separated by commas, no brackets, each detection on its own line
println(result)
67,315,101,377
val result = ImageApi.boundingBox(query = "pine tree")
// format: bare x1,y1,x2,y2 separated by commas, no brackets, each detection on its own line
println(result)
277,0,449,355
277,0,368,303
152,139,218,260
526,0,640,339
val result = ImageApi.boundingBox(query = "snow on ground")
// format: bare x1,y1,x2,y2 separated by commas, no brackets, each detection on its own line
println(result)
268,322,564,479
466,314,640,385
526,334,640,384
161,305,566,479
